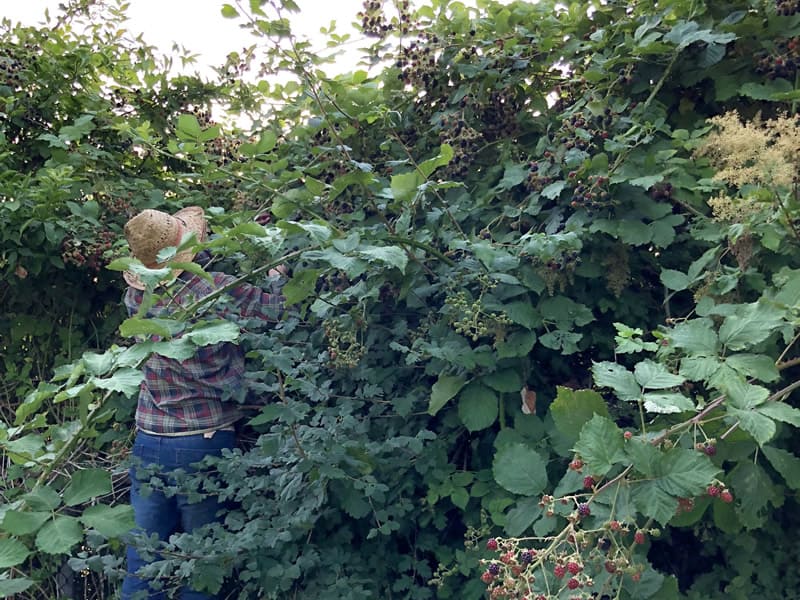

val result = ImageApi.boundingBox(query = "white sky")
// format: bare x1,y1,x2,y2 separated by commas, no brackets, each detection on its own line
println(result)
3,0,368,74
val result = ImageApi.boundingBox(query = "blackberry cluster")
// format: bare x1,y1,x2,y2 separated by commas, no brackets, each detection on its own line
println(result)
61,230,114,272
571,175,610,208
395,40,437,87
776,0,800,15
0,56,24,89
207,135,244,166
649,182,674,201
525,161,556,193
480,90,522,142
95,191,134,216
438,116,482,179
754,37,799,79
358,0,413,37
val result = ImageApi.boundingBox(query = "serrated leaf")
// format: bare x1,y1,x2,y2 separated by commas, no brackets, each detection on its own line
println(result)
495,330,536,358
718,302,785,351
91,368,144,397
657,449,721,497
357,245,408,273
1,510,50,536
634,360,685,390
541,181,566,199
725,354,779,383
82,351,114,376
80,504,135,538
728,461,774,529
481,369,522,393
625,440,661,477
643,392,695,414
592,362,641,401
729,407,776,445
669,319,719,355
429,375,467,416
758,402,800,427
722,377,769,409
417,144,454,178
504,497,542,536
573,415,627,476
282,268,322,305
184,320,240,346
503,302,539,329
0,539,30,568
762,446,800,490
493,443,548,496
35,516,83,554
390,171,423,203
22,487,61,511
679,356,721,381
63,469,112,507
631,481,678,525
457,383,498,432
550,387,609,445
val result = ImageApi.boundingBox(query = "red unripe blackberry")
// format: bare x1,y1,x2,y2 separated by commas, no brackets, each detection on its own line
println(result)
554,564,566,579
567,577,580,590
634,531,646,545
486,538,498,551
721,490,734,503
567,561,582,575
707,485,720,497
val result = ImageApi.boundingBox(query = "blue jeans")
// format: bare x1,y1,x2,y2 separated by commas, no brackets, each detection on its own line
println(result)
121,430,235,600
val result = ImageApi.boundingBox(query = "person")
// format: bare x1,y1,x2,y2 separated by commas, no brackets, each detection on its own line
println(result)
119,206,284,600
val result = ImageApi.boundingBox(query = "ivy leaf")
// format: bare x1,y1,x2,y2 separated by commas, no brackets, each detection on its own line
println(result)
762,446,800,490
0,539,30,568
1,510,50,536
35,516,83,554
550,387,609,445
493,443,548,496
457,383,498,432
62,468,112,507
573,415,627,476
592,362,641,401
80,504,135,538
634,360,685,390
91,368,144,397
428,375,467,416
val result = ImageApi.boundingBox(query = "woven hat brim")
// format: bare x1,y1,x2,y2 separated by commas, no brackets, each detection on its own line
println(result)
123,206,207,290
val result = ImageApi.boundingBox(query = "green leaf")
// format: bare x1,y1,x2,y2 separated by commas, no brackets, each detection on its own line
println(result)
82,351,114,376
725,354,779,383
91,368,144,397
493,443,548,496
184,320,241,346
669,319,719,355
35,516,83,554
482,369,522,393
1,510,50,536
428,375,467,415
728,407,776,445
722,377,769,409
758,402,800,427
739,79,794,100
0,578,35,597
592,362,641,401
657,449,721,497
762,446,800,490
22,487,61,511
541,181,566,199
357,245,408,273
643,392,695,414
504,497,542,536
728,461,775,529
457,383,498,432
62,468,112,506
634,360,685,390
631,481,678,526
80,504,135,538
503,302,540,329
550,387,609,445
0,539,30,568
221,4,239,18
718,302,785,351
176,114,202,139
660,269,691,291
417,144,454,178
573,415,626,476
119,316,176,339
282,268,322,305
625,440,661,477
679,356,721,381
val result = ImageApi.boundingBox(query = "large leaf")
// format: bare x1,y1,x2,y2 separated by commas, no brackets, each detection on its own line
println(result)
762,446,800,490
504,497,542,536
592,362,641,401
718,302,785,351
549,387,609,444
22,487,61,511
62,468,112,506
669,319,719,355
184,320,241,346
634,360,685,390
642,392,695,414
356,245,408,273
493,443,548,496
725,354,780,383
91,368,144,397
35,516,83,554
457,383,498,432
0,539,30,568
758,402,800,427
80,504,135,538
1,510,50,536
428,375,467,415
631,481,679,526
729,407,776,445
0,577,35,597
573,415,627,476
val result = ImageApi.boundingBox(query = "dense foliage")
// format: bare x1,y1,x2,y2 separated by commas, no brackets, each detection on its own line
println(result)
2,0,800,598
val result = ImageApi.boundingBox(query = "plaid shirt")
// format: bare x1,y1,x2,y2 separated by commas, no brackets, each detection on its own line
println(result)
124,271,283,435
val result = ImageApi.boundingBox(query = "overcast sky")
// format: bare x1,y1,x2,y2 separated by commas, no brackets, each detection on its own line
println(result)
3,0,368,74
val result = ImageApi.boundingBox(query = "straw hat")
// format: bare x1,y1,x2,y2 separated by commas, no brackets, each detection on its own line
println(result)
123,206,207,290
